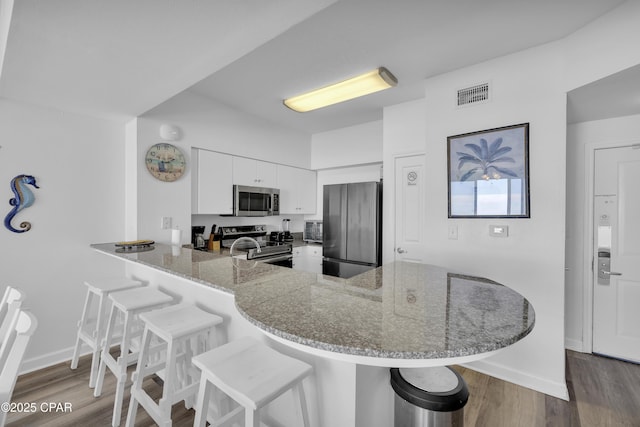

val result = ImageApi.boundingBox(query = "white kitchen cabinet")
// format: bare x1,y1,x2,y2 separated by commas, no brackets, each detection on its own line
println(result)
292,245,323,274
277,165,317,214
192,149,233,214
233,156,277,188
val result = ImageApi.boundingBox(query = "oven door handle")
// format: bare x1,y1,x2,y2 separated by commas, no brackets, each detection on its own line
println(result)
255,254,293,263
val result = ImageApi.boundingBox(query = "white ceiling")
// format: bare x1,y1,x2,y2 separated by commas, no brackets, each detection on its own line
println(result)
0,0,337,121
1,0,637,133
567,63,640,124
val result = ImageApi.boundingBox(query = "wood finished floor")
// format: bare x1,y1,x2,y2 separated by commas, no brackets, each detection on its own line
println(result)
5,350,640,426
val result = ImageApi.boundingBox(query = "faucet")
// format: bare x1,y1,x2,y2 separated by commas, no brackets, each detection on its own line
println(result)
229,237,262,258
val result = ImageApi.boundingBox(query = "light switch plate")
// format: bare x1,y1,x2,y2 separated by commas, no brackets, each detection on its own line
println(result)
161,216,172,230
489,225,508,237
448,225,458,240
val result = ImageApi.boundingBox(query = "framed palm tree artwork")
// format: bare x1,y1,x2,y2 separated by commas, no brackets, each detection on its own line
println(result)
447,123,530,218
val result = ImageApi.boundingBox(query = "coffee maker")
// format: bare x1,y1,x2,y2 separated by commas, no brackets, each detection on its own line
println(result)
191,226,206,249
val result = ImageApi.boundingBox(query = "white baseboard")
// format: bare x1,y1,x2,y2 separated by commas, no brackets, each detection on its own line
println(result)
462,359,570,401
20,345,89,375
564,338,584,353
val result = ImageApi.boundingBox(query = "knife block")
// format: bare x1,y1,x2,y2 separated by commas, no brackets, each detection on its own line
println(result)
208,234,221,251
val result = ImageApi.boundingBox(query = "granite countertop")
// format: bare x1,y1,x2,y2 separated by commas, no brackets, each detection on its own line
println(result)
91,242,535,364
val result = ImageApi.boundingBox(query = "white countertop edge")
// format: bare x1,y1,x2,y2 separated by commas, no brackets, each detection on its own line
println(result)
261,328,502,368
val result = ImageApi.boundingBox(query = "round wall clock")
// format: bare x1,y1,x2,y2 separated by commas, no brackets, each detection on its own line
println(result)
145,143,186,182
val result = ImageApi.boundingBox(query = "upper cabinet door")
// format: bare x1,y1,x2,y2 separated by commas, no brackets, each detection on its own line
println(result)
277,165,298,214
192,149,233,214
297,168,317,214
277,165,317,214
255,160,277,188
233,157,277,188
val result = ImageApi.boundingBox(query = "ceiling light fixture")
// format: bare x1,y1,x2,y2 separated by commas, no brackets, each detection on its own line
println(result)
283,67,398,113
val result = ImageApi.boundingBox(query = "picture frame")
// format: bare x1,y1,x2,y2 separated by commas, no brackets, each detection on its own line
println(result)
447,123,530,218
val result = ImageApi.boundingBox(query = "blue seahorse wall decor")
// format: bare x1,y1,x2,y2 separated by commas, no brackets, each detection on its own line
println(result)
4,174,39,233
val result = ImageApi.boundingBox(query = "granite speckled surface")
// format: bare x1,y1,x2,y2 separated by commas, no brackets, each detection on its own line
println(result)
91,242,534,362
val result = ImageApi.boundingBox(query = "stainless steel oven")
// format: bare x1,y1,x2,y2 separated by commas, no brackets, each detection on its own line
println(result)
233,185,279,216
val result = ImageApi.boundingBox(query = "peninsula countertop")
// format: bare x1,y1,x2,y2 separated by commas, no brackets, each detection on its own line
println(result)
91,242,535,367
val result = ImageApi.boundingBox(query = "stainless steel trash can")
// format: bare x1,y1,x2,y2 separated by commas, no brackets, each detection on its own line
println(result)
390,367,469,427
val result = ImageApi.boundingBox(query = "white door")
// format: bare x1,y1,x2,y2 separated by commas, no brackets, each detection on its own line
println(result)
394,155,427,263
593,145,640,363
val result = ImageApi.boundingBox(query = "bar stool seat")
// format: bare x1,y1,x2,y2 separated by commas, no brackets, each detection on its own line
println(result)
93,286,174,427
125,303,224,427
70,278,142,388
191,336,313,427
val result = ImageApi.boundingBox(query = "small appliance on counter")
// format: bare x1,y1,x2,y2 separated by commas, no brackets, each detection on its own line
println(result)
191,226,206,250
304,220,323,243
269,219,294,243
282,218,293,242
269,231,282,242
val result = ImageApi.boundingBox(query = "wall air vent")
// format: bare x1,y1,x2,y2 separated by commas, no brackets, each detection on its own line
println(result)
457,82,490,107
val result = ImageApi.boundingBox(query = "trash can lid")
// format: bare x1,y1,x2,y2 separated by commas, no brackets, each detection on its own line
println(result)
390,367,469,412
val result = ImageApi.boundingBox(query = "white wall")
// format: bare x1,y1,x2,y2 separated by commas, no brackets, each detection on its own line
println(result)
0,99,126,370
565,113,640,350
564,1,640,92
311,121,382,169
383,43,569,399
134,91,312,244
309,120,384,222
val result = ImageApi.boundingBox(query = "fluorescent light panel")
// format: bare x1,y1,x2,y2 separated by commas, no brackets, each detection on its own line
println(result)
284,67,397,112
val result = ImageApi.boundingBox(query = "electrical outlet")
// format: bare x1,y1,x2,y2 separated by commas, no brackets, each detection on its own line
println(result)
161,216,172,230
448,225,458,240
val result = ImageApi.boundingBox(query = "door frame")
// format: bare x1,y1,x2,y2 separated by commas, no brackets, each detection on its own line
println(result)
582,138,640,353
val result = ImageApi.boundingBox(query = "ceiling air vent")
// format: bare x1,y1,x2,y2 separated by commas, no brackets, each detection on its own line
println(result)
457,82,489,107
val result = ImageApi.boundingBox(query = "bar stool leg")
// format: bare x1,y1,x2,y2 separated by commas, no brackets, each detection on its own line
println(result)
70,289,93,370
246,408,259,427
294,382,310,427
89,288,108,388
125,326,152,427
93,303,117,397
182,336,199,409
111,310,133,426
193,379,212,427
94,303,138,427
157,339,177,427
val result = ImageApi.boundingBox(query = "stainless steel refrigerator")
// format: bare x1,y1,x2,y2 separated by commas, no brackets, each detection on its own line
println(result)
323,181,382,278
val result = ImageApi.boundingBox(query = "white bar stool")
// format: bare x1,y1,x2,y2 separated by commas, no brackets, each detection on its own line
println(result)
125,303,224,427
191,336,313,427
70,278,142,388
93,286,174,427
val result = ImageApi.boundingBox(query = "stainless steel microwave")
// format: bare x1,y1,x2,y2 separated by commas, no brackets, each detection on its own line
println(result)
233,185,280,216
